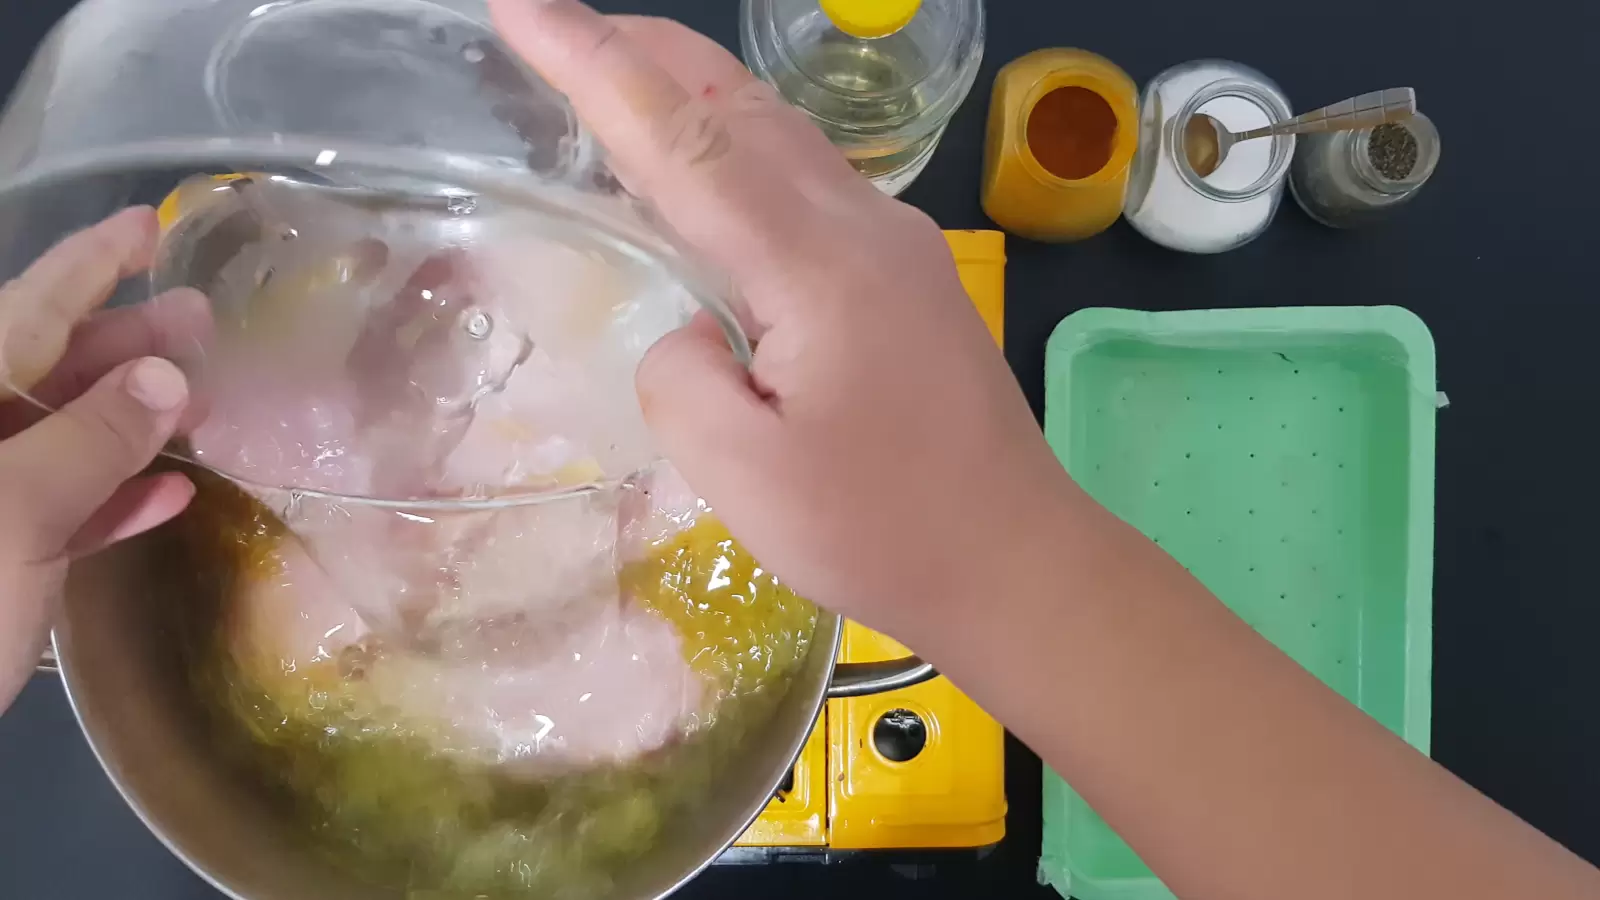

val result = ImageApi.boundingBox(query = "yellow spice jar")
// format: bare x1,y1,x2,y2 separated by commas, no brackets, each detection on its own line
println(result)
980,49,1139,242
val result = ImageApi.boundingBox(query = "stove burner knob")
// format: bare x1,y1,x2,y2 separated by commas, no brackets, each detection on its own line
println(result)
873,709,928,763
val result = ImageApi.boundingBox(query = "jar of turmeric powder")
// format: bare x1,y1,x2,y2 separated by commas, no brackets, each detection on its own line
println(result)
980,49,1139,243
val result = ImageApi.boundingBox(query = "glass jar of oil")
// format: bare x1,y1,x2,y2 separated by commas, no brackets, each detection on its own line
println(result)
741,0,985,196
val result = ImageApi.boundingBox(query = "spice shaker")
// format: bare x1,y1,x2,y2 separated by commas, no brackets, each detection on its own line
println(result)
742,0,986,196
981,48,1139,242
1290,112,1440,228
1123,59,1295,254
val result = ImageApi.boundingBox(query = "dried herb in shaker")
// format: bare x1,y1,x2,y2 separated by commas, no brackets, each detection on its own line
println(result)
1289,111,1440,228
1367,124,1419,182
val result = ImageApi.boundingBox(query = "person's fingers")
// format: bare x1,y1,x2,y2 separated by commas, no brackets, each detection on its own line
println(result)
637,310,777,453
0,356,188,562
64,471,195,557
609,15,754,101
25,289,212,412
609,15,863,197
0,207,160,397
490,0,828,295
0,289,213,438
636,312,796,547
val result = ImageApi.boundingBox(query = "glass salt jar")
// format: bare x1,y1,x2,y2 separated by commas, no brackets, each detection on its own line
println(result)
1123,60,1294,254
1289,112,1441,228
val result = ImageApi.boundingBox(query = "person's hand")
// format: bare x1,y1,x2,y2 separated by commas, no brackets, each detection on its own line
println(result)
492,2,1085,649
488,13,1600,900
0,207,208,713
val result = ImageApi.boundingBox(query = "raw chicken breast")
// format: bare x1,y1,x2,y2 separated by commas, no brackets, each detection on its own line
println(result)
177,185,717,774
435,492,624,626
188,379,374,497
175,190,682,505
361,601,703,772
226,531,371,709
619,462,703,562
225,467,711,774
187,238,645,632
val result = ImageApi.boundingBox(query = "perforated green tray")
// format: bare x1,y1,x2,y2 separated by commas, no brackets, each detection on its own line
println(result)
1038,306,1437,900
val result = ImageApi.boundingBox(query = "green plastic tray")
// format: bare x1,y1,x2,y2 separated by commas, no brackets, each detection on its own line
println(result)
1038,306,1437,900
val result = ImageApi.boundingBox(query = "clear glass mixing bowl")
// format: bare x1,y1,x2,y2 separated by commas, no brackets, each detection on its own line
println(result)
0,0,749,508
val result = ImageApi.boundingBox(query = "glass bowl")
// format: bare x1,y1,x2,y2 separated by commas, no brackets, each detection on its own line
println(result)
0,0,749,508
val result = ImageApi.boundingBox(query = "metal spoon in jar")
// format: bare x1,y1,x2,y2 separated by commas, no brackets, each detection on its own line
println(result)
1184,87,1417,178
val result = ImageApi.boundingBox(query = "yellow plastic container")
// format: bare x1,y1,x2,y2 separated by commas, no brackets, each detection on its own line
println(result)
945,229,1005,345
981,49,1139,243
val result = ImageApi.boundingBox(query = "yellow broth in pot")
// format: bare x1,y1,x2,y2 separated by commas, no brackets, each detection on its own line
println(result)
174,472,817,898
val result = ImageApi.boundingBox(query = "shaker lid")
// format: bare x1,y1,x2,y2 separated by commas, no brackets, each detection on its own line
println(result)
820,0,922,38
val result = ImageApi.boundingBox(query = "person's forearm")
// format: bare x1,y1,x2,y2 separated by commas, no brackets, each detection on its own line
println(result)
924,483,1600,900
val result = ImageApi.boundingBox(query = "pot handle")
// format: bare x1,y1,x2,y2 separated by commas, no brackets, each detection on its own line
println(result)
37,646,57,673
827,656,937,699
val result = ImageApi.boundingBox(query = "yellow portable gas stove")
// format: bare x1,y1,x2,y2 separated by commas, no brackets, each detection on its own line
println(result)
720,230,1009,864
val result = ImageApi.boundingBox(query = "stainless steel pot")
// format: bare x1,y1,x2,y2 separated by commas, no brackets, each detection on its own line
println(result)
41,526,933,900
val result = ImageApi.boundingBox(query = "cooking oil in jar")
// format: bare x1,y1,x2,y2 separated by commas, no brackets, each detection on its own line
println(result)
772,36,938,184
742,0,985,196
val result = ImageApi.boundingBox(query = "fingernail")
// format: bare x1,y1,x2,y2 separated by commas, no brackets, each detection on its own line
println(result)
125,357,187,412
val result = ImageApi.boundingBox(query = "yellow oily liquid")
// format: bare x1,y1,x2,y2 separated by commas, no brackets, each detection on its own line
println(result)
625,517,818,705
177,479,817,899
